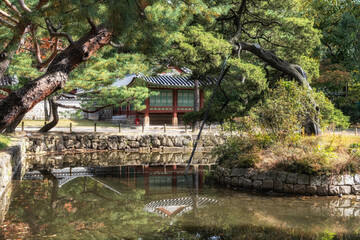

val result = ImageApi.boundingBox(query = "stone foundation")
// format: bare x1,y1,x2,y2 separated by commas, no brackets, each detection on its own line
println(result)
215,166,360,196
25,133,225,154
0,139,27,198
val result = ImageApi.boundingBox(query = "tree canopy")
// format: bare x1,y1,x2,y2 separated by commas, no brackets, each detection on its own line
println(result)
0,0,354,133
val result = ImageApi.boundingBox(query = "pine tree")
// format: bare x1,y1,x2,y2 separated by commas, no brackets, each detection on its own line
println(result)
0,0,197,132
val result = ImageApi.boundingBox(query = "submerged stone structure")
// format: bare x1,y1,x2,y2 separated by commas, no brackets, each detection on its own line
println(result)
215,166,360,196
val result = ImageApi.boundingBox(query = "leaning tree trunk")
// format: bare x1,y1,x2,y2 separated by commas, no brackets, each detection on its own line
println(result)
39,97,59,132
239,42,321,135
0,25,27,79
4,113,25,133
0,24,112,133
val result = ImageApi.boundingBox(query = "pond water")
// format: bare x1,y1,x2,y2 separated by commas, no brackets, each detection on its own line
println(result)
2,155,360,239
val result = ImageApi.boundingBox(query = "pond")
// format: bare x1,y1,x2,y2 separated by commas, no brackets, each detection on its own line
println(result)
1,154,360,239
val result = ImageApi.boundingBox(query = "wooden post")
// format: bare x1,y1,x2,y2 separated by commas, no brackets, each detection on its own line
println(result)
21,121,24,131
356,125,358,136
164,123,166,133
70,123,72,133
119,123,121,133
94,123,97,133
208,124,211,132
185,125,187,133
142,122,145,133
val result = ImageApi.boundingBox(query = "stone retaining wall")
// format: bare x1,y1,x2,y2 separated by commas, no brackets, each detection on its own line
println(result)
215,166,360,196
27,151,217,170
0,139,27,198
25,133,225,154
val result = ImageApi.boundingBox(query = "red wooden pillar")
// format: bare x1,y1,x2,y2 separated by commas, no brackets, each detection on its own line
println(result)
144,98,150,126
172,89,178,126
200,89,204,109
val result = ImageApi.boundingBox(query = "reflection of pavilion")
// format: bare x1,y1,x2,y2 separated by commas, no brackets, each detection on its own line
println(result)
145,197,217,218
120,165,209,195
23,165,218,221
23,165,212,196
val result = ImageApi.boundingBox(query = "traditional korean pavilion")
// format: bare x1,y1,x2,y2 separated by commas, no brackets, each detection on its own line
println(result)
113,74,214,126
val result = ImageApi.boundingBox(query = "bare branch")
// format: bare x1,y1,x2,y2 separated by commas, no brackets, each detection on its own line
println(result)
109,41,124,48
0,8,19,23
87,17,96,30
55,95,136,114
238,42,309,88
0,15,16,27
36,0,49,9
36,37,59,70
55,102,115,113
2,0,21,17
45,19,74,44
230,0,247,43
31,26,42,64
17,0,32,12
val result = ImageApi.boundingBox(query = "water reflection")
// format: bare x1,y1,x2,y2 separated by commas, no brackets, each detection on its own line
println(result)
3,165,360,239
26,151,217,170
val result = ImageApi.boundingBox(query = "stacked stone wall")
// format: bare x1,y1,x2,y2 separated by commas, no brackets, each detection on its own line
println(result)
25,133,225,154
215,167,360,196
0,139,27,198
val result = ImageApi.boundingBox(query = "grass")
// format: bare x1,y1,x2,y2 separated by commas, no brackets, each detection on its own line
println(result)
0,134,11,150
21,119,118,128
216,132,360,175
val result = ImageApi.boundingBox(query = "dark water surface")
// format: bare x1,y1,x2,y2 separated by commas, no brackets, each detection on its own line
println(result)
2,160,360,239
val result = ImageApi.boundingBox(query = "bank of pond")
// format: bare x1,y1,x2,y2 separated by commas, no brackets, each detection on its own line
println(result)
1,152,360,239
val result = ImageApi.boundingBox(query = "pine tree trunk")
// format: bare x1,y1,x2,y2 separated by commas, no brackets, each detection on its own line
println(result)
39,97,58,132
4,113,25,133
0,25,112,133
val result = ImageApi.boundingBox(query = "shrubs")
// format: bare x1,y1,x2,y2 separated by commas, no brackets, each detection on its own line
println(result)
213,136,260,168
214,132,360,175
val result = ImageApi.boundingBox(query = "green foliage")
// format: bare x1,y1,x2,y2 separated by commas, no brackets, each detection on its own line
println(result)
301,0,360,122
254,80,349,137
0,134,10,150
183,59,267,124
213,136,260,168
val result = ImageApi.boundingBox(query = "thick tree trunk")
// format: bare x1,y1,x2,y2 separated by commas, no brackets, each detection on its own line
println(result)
4,112,25,133
0,25,27,79
239,42,321,135
0,24,112,132
39,97,58,132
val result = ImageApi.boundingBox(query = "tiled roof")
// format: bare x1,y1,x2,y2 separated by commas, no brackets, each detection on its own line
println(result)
139,75,216,87
0,75,14,86
145,197,218,218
